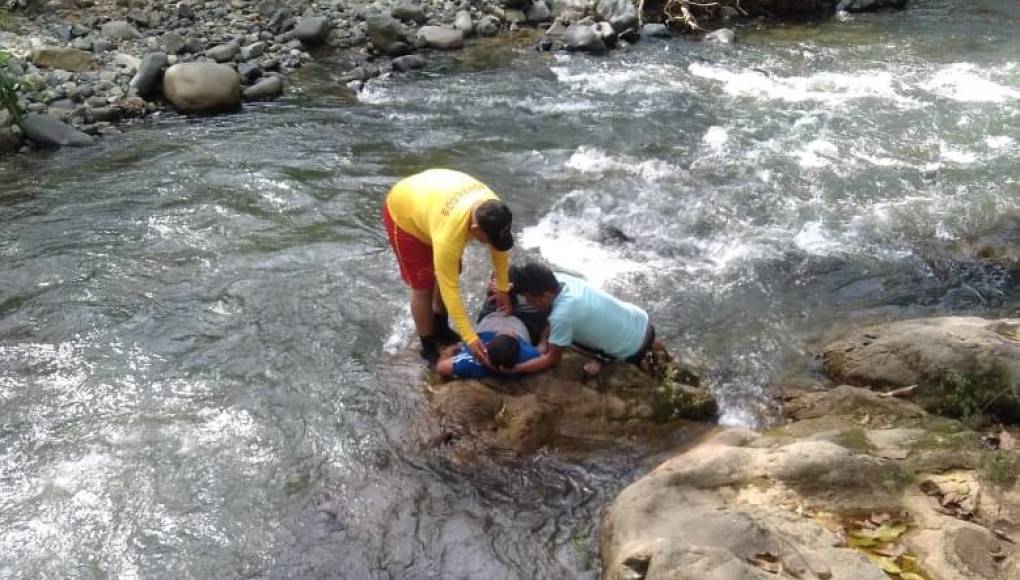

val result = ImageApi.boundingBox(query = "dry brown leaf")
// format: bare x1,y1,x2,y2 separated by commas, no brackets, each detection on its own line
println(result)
870,512,891,525
749,552,782,575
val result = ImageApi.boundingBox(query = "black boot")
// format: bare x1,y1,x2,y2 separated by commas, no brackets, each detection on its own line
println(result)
432,312,461,346
419,334,439,367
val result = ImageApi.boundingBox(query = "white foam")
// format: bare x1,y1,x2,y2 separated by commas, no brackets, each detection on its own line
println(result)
794,139,839,169
551,63,688,95
793,221,843,255
924,63,1020,103
939,146,979,165
702,126,729,151
520,210,652,288
986,135,1017,149
688,63,913,106
564,146,679,181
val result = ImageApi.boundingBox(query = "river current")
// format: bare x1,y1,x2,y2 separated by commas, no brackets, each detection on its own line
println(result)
2,1,1019,577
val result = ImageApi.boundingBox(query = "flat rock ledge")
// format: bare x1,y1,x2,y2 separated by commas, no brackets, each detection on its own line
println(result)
822,316,1020,423
426,349,716,456
602,384,1020,580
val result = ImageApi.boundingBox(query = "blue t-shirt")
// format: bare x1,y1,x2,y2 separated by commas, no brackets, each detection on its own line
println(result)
548,273,649,360
450,331,541,378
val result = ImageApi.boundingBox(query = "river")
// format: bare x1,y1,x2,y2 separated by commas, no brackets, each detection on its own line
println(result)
2,1,1019,577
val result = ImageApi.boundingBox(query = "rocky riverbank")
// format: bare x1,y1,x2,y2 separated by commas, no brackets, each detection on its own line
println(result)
0,0,912,154
601,316,1020,580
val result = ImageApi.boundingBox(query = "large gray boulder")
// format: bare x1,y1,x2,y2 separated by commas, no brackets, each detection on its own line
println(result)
823,317,1020,421
20,114,94,147
293,16,331,45
129,52,167,96
100,20,140,41
417,26,464,50
595,0,638,35
563,23,607,53
29,47,95,72
366,14,410,55
162,63,241,113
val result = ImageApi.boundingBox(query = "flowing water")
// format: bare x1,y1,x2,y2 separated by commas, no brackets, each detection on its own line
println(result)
2,0,1020,577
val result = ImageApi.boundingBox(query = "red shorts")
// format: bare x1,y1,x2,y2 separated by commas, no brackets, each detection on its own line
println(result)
383,204,435,290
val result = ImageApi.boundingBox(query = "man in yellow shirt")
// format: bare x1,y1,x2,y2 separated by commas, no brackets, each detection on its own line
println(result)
382,169,513,366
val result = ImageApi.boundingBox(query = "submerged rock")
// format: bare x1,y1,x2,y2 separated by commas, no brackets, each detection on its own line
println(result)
20,114,95,147
704,28,735,43
823,317,1020,422
392,54,426,72
602,384,1020,580
243,75,283,100
162,63,241,113
426,349,714,455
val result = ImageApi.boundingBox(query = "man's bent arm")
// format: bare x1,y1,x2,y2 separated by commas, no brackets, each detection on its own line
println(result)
511,344,562,374
434,249,477,345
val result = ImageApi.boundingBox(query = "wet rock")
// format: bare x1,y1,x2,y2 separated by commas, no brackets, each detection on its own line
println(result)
837,0,908,12
176,1,193,19
242,75,282,100
823,317,1020,422
293,16,331,46
163,32,186,54
183,37,205,54
593,21,616,45
454,10,474,35
392,54,426,72
392,3,428,23
527,0,552,22
92,39,116,54
417,26,465,50
642,22,670,38
366,14,410,55
84,96,107,107
162,62,241,113
30,47,96,72
129,51,167,96
206,41,240,63
475,15,501,37
595,0,638,36
240,41,266,60
20,114,95,147
563,23,606,53
117,96,145,117
0,125,23,154
504,8,527,23
113,53,141,75
54,25,73,43
88,106,121,122
71,37,93,51
424,349,713,455
551,0,593,19
236,62,263,84
127,8,154,28
705,27,735,43
100,20,140,42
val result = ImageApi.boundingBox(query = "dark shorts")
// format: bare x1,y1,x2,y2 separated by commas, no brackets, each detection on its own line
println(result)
574,323,655,365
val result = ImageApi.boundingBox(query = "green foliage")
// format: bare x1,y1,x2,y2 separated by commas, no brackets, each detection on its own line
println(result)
981,450,1019,488
0,50,24,126
833,428,877,454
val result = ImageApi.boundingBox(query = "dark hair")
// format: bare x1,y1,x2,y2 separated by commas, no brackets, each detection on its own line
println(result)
510,262,560,296
487,334,520,370
475,200,514,252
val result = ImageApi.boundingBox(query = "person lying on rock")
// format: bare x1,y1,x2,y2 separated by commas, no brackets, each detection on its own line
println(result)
506,261,658,375
383,169,514,367
435,291,549,379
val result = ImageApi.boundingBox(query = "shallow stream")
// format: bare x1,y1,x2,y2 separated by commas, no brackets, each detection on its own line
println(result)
2,1,1019,576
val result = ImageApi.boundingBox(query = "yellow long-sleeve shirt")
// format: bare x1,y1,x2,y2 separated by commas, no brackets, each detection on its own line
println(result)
385,169,511,345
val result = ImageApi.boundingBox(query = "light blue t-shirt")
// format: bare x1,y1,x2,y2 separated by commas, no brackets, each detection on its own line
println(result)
548,273,649,360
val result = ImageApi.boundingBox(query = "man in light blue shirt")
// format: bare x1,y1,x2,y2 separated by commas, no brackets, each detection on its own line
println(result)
507,262,655,374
